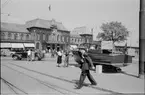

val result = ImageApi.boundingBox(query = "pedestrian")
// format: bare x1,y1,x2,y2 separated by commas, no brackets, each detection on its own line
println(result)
31,49,35,61
64,50,70,67
57,49,62,67
51,49,55,58
27,49,32,61
75,49,97,89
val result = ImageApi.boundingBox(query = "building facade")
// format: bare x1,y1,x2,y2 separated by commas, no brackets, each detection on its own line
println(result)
1,23,34,51
1,18,93,51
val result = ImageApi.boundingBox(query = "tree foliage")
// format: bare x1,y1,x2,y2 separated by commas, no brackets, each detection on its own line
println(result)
97,21,129,43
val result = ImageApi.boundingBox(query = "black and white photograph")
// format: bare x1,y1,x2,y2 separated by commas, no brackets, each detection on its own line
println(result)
1,0,144,95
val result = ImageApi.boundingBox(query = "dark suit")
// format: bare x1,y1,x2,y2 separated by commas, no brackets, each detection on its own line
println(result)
76,52,97,89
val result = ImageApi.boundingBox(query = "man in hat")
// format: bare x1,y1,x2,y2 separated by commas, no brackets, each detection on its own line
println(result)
75,49,97,89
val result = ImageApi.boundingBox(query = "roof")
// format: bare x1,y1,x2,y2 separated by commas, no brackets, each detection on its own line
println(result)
72,26,92,35
26,18,68,31
1,22,29,33
70,34,81,38
114,42,139,48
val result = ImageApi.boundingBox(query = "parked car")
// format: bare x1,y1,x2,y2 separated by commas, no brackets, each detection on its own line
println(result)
12,51,44,61
0,49,16,57
0,50,6,57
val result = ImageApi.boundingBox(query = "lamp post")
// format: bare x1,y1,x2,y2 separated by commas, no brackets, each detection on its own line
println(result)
139,0,145,78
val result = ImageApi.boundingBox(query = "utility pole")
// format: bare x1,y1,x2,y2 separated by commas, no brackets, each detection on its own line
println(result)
139,0,145,78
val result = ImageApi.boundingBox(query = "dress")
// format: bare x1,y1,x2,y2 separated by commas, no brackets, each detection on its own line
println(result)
57,51,62,64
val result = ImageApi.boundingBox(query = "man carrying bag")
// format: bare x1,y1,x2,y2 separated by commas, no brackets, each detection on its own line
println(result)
75,49,97,89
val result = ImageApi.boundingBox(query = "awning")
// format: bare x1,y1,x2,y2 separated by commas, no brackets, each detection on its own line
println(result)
23,43,35,47
11,43,24,48
0,43,12,48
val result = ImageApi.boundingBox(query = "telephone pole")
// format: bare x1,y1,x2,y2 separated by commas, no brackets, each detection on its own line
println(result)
139,0,145,78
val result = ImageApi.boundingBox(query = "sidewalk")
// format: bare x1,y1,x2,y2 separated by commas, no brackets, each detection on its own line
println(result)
7,55,144,94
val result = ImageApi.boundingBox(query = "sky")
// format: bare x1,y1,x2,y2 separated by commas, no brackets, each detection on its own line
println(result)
1,0,140,46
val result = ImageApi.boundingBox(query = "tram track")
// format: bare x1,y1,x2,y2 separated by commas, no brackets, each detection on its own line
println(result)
2,62,125,95
1,77,28,95
2,64,79,95
1,78,19,95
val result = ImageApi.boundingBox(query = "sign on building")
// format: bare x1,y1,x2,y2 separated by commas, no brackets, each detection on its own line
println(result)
101,41,113,50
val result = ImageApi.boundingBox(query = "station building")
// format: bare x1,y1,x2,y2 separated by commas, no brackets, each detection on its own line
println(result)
0,18,93,51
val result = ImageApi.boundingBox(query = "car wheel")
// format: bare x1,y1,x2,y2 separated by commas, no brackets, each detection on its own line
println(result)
13,56,18,60
35,56,38,61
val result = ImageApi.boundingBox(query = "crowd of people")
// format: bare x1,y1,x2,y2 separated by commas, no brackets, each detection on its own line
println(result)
26,48,97,89
26,48,71,67
26,49,45,61
47,48,97,89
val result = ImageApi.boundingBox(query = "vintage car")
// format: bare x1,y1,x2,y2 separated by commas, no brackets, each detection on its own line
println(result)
0,49,15,57
12,51,44,61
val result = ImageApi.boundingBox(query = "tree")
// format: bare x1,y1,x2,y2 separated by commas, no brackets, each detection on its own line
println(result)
97,21,129,44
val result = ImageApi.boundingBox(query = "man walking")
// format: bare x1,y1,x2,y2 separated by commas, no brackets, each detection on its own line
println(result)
75,49,97,89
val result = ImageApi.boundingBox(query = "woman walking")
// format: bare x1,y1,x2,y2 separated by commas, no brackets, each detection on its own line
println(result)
57,49,62,67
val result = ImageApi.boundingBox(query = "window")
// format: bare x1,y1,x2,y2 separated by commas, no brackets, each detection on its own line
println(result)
1,32,5,39
14,33,17,40
26,34,29,40
62,36,64,42
66,37,69,42
8,33,11,40
23,34,26,40
71,38,73,43
48,35,50,41
37,34,40,40
87,39,89,43
20,33,23,40
43,33,45,40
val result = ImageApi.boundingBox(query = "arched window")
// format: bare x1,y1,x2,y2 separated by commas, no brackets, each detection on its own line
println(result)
37,34,40,40
17,33,21,40
43,33,45,40
57,35,59,41
14,33,17,40
1,32,5,39
72,38,73,42
36,42,39,49
66,37,69,42
26,34,29,40
20,33,23,40
8,32,11,40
